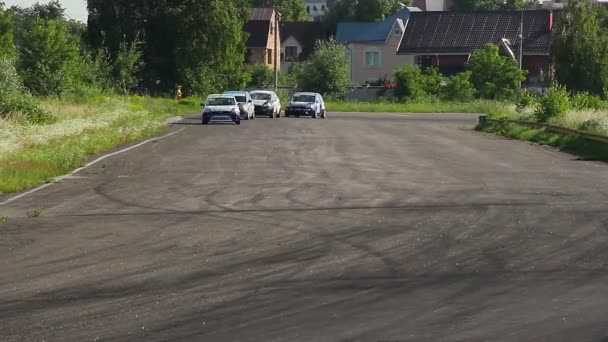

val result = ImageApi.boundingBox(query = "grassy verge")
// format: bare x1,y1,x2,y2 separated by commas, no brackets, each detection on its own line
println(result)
0,96,200,193
326,100,513,115
476,121,608,161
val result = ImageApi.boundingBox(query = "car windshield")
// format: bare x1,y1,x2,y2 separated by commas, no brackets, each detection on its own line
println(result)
207,97,235,106
292,95,315,103
251,93,272,100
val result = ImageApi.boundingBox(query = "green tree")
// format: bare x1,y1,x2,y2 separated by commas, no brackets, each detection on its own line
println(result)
467,43,526,100
324,0,406,35
0,2,14,58
451,0,534,10
18,19,80,96
250,0,308,21
552,0,608,97
113,41,142,94
87,0,249,94
297,39,349,94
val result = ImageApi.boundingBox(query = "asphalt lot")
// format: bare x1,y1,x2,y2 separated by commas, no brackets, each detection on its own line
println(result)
1,112,608,341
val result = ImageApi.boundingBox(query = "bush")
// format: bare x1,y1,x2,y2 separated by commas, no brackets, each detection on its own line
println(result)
422,67,445,95
577,119,604,133
516,89,536,112
570,92,605,110
468,44,527,100
534,84,570,122
248,63,274,88
394,65,426,100
441,71,475,101
0,57,53,124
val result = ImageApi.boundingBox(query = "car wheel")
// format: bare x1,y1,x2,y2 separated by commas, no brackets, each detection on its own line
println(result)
235,120,241,125
321,110,327,119
312,112,318,119
202,120,209,125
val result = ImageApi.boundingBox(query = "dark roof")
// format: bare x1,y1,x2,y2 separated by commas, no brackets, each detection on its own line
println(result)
412,0,426,11
244,20,270,47
250,8,274,21
398,10,556,55
281,22,325,60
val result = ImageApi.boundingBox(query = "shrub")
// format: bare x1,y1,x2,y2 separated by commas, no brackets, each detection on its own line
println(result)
441,71,475,101
422,67,445,95
534,84,570,122
468,44,527,100
577,119,604,133
516,89,536,112
570,92,605,110
0,57,53,124
394,64,426,100
249,63,274,88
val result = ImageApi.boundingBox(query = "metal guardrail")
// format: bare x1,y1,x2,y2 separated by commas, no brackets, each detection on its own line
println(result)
478,116,608,145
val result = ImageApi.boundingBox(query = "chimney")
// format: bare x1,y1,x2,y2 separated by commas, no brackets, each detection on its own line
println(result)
547,11,554,31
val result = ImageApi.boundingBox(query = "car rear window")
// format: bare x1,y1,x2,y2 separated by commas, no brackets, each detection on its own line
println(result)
293,95,315,102
251,93,272,100
207,97,235,105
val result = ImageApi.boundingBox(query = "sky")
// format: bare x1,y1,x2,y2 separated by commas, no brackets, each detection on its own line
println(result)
5,0,88,22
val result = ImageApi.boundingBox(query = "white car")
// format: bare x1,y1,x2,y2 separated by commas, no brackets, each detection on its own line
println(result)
250,90,281,118
284,92,326,119
202,94,241,125
223,91,255,120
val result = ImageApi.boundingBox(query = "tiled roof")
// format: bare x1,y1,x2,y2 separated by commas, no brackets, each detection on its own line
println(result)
336,7,418,43
244,20,270,47
281,22,325,60
250,8,274,21
398,10,556,55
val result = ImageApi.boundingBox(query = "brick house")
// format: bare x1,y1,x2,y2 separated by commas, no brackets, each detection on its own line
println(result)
244,8,281,72
397,10,556,84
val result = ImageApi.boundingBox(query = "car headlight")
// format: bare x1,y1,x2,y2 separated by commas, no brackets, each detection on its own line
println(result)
203,107,210,113
263,101,271,107
231,108,239,114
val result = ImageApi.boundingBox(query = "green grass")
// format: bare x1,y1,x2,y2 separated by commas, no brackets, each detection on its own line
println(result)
0,96,200,193
326,100,513,116
477,122,608,161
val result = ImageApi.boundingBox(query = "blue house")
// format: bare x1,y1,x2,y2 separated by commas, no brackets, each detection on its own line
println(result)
336,7,421,83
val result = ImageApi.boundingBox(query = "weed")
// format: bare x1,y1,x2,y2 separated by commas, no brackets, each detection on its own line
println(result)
27,207,44,218
0,215,7,224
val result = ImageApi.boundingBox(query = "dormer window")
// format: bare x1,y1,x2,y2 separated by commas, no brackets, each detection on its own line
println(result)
394,28,402,36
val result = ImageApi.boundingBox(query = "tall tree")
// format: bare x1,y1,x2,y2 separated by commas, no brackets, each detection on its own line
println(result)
451,0,535,11
250,0,308,21
0,2,15,58
552,0,608,97
324,0,405,35
86,0,250,94
18,19,80,96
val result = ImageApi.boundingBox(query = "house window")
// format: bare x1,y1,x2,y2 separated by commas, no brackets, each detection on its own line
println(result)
365,49,381,67
285,46,298,61
394,28,402,36
306,5,310,14
268,49,273,64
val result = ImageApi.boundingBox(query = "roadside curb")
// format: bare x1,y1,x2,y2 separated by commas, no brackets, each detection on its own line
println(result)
478,116,608,144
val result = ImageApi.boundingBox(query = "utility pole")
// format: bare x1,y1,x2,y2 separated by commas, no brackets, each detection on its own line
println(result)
274,2,279,91
518,9,524,89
